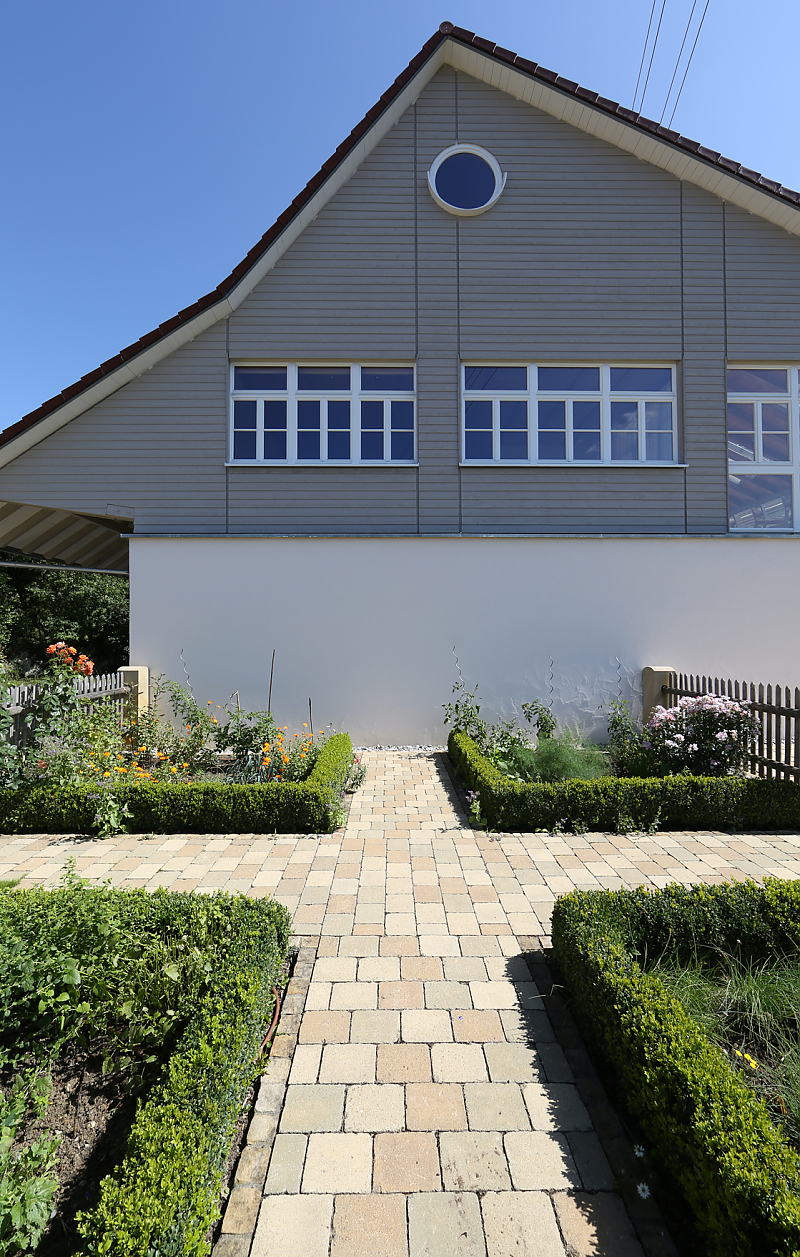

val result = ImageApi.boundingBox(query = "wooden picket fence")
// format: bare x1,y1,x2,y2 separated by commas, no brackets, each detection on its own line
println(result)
4,671,129,751
662,672,800,780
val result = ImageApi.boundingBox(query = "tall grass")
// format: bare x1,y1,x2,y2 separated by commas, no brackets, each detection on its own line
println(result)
497,729,609,784
651,951,800,1147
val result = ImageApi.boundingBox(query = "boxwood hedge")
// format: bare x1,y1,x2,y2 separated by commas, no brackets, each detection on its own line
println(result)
448,729,800,832
76,891,291,1256
551,880,800,1257
0,732,353,835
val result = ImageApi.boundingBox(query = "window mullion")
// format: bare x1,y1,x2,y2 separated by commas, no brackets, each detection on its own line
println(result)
792,366,799,470
528,366,534,463
566,399,573,462
493,397,500,462
257,398,264,463
601,365,610,463
288,364,298,462
755,400,762,465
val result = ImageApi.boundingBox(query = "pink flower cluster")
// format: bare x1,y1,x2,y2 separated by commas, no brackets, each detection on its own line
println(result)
645,694,758,778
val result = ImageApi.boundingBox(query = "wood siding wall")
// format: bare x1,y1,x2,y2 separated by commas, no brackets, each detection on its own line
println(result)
0,67,793,537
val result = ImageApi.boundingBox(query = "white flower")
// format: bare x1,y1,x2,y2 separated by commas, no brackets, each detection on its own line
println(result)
637,1182,651,1200
633,1144,645,1158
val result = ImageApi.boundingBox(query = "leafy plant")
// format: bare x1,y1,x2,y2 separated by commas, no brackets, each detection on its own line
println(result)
520,699,557,741
602,699,659,778
216,702,320,784
497,729,608,784
90,790,134,838
443,670,558,763
0,1075,61,1257
647,693,760,777
344,756,367,793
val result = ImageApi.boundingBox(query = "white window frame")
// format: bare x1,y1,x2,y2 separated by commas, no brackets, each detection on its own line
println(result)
727,363,799,533
427,143,507,217
228,362,417,466
460,362,680,466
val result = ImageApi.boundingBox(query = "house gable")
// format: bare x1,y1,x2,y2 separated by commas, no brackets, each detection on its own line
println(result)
3,22,800,470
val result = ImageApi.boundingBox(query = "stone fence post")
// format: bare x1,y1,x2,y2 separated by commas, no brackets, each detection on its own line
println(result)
642,665,675,726
121,666,150,719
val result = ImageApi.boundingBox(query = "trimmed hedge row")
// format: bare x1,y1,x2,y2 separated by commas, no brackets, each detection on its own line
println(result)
552,880,800,1257
77,892,291,1256
0,732,353,834
448,729,800,831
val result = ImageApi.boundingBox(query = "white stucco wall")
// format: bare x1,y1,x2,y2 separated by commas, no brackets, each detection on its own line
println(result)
129,536,800,744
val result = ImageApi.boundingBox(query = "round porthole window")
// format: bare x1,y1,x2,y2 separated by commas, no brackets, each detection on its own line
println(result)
428,144,506,216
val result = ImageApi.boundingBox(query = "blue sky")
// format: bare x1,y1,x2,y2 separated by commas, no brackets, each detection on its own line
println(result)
1,0,796,430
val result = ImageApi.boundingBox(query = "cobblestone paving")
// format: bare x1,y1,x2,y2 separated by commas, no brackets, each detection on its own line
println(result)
4,750,800,1255
4,752,800,912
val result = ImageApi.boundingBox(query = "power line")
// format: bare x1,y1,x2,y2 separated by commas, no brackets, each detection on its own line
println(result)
660,0,699,124
667,0,711,129
632,0,658,111
636,0,669,115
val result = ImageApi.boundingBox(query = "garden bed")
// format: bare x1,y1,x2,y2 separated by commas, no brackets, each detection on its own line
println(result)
0,872,290,1255
448,729,800,833
551,879,800,1257
0,732,354,835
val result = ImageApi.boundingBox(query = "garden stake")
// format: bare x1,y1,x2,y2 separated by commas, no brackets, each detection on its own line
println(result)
308,697,313,732
260,986,281,1051
268,649,275,714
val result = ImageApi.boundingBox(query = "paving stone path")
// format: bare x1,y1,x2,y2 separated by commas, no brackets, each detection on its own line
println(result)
4,750,800,1255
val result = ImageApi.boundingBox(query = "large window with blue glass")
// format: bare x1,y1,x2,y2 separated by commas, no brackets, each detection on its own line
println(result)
462,364,677,465
230,365,415,464
727,366,799,531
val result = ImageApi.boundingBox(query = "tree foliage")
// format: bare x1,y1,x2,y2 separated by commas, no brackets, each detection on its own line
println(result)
0,559,128,676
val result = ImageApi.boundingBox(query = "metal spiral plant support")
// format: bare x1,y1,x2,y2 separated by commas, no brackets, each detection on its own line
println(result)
452,646,464,684
547,656,554,709
616,657,623,700
180,649,194,699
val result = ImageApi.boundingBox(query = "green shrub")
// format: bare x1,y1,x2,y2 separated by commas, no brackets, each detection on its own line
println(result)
0,875,290,1256
448,729,800,832
0,732,353,835
76,893,291,1256
551,881,800,1257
